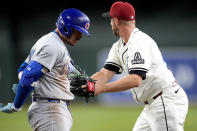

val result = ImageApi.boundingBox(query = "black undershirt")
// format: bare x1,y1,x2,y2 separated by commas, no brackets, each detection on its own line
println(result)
104,64,146,80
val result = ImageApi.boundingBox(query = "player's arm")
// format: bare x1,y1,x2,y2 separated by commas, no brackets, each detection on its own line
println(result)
68,60,84,74
95,73,143,95
92,43,122,83
95,40,150,95
17,61,28,80
95,69,146,95
0,61,45,113
91,68,116,83
11,61,29,94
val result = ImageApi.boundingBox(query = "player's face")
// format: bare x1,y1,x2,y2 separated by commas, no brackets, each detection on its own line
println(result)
110,18,120,37
65,29,82,46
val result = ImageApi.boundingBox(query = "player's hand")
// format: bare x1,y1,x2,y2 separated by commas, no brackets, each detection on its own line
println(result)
94,81,106,96
82,81,106,95
0,103,21,114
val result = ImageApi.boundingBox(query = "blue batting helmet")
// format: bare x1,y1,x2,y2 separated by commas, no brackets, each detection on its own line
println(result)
56,8,91,37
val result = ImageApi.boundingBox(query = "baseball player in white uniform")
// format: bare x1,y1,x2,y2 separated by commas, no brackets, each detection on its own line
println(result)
92,1,189,131
0,8,91,131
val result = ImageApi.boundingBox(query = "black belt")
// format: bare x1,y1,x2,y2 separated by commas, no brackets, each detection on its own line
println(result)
33,97,70,105
144,91,163,105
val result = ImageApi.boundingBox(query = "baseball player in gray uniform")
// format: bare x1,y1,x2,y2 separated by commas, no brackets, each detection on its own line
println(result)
91,1,188,131
0,8,91,131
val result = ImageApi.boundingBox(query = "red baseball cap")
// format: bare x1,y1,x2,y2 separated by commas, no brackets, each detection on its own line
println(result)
102,1,135,21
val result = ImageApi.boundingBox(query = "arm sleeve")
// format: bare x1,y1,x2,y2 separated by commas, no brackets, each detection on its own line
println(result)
14,61,44,109
127,40,151,73
104,44,123,74
31,45,59,71
14,84,33,109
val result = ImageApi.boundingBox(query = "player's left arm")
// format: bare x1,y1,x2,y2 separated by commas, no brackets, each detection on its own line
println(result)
0,60,46,113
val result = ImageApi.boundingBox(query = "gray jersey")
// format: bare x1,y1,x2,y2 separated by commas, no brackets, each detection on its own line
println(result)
25,32,74,100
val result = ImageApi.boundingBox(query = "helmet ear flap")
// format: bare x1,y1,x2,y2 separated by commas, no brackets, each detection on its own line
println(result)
63,23,73,36
62,24,69,36
56,15,73,37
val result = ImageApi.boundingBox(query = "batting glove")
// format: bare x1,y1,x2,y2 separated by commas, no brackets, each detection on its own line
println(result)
0,103,21,114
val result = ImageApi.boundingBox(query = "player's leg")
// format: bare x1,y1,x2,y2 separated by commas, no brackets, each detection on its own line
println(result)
48,101,73,131
146,86,188,131
132,109,151,131
160,86,188,131
145,95,177,131
28,101,73,131
170,86,189,130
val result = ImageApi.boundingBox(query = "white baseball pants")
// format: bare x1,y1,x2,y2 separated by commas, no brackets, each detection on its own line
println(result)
133,85,188,131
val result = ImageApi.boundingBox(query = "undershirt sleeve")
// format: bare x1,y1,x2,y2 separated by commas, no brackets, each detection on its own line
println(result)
129,70,146,80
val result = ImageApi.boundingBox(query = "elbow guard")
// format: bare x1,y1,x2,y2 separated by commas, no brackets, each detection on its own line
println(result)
19,61,43,87
17,61,28,75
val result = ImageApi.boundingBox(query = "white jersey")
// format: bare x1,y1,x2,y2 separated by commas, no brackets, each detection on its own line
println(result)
25,32,74,100
104,28,175,103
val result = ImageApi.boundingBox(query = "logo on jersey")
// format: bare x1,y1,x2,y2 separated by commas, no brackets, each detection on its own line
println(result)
131,52,145,64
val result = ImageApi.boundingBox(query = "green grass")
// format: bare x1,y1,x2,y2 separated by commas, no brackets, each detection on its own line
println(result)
0,104,196,131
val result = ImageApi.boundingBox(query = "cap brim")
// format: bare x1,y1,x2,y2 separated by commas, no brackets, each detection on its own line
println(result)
101,12,110,18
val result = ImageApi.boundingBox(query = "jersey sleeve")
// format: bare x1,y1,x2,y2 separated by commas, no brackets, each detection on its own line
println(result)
104,44,123,74
127,40,151,73
25,46,35,64
25,56,30,64
31,45,59,71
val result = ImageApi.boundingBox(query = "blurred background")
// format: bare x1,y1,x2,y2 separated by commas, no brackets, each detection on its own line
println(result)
0,0,197,130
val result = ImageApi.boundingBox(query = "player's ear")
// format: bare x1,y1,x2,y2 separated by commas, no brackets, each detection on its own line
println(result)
114,18,119,25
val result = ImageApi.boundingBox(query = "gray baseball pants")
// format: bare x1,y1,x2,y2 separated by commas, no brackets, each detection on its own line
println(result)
28,99,73,131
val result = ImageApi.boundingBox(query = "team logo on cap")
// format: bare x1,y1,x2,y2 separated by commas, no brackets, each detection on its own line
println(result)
85,23,90,30
131,52,145,64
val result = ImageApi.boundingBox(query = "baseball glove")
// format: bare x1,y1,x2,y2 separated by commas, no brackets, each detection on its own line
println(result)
68,70,95,103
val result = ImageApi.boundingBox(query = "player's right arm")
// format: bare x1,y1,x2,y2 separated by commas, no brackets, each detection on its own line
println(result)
13,44,57,110
17,53,32,80
0,60,45,113
91,43,122,83
0,44,57,113
18,61,28,80
91,68,115,83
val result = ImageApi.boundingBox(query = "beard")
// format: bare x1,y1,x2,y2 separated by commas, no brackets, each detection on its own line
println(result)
112,27,120,37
